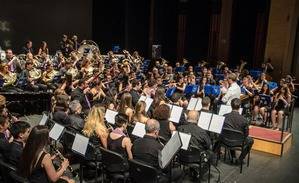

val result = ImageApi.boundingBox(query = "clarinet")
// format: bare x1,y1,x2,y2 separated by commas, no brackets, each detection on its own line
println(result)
49,144,78,178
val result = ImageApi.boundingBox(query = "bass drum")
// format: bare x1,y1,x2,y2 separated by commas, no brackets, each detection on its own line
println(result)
77,40,100,60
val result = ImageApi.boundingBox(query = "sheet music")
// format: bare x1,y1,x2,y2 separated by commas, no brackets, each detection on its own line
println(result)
169,105,183,123
72,133,89,156
172,131,191,150
219,105,243,116
159,131,182,169
187,98,198,110
39,114,48,126
49,123,65,141
138,95,147,102
104,109,118,124
197,112,212,130
209,114,225,134
131,122,146,138
195,98,202,111
144,97,153,112
139,96,153,112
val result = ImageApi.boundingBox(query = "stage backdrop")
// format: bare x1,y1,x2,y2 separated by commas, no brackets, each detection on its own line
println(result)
0,0,93,54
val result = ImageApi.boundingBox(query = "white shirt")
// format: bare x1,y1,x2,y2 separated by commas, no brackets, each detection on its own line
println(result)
221,82,241,105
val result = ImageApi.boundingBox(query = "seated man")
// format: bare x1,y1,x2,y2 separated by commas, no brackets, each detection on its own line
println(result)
53,95,71,126
178,110,211,150
223,98,254,164
132,119,163,168
6,121,30,166
68,100,84,131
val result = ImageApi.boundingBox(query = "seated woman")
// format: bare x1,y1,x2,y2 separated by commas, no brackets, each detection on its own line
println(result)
18,125,74,183
153,104,176,142
118,92,134,123
271,86,292,130
107,113,133,159
133,101,149,124
252,83,273,125
82,105,108,148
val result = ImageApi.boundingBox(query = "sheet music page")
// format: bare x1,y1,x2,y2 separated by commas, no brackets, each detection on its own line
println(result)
72,133,89,156
172,131,191,150
131,122,146,138
39,114,48,126
49,123,65,141
195,98,202,111
239,108,243,115
209,114,225,134
187,98,198,110
218,105,232,116
197,112,212,130
144,97,153,112
138,95,147,102
104,109,118,124
169,105,183,123
159,131,182,169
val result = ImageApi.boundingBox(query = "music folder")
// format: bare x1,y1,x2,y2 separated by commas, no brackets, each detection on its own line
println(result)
104,109,118,124
172,131,191,150
72,133,89,156
187,97,202,111
167,104,183,124
158,131,182,169
49,123,65,141
197,112,225,134
218,104,243,116
39,113,48,126
138,95,153,112
131,122,146,138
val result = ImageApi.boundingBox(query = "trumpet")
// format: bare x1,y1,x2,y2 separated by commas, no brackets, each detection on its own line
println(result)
49,144,78,178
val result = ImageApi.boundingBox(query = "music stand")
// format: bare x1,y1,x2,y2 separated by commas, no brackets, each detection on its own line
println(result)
104,109,118,125
138,95,153,112
167,104,183,124
131,122,146,138
39,113,48,126
197,112,225,134
218,104,243,116
187,97,202,111
172,131,191,150
49,123,65,141
259,94,271,106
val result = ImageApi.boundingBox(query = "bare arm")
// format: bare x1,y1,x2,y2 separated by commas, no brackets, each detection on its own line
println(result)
42,153,69,182
123,137,133,160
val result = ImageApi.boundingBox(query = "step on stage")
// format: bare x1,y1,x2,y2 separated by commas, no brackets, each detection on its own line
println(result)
249,126,292,156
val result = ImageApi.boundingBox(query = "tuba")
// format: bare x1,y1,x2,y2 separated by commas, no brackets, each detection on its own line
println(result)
77,40,100,60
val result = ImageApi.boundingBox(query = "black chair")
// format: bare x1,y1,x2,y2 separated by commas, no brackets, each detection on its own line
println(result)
0,158,16,183
9,171,29,183
217,128,250,173
128,159,160,183
100,147,129,182
178,146,210,183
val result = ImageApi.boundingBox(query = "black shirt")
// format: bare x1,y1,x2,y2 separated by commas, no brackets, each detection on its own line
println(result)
7,140,23,166
107,135,126,157
0,132,9,157
71,87,89,110
223,111,249,137
68,113,84,131
132,135,163,168
130,89,140,106
178,122,211,150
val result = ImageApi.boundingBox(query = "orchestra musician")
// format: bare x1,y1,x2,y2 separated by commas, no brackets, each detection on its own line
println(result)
0,63,17,91
18,125,74,183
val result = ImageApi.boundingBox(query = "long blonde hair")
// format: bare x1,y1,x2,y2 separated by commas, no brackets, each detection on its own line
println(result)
82,106,108,137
